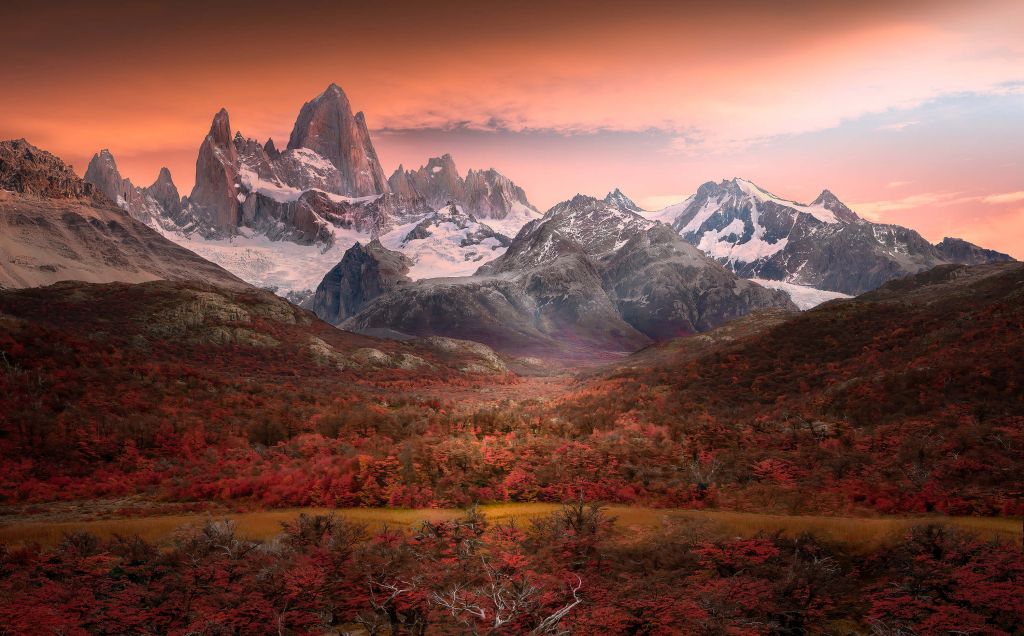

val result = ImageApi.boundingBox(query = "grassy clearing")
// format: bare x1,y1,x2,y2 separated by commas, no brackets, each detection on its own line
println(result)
0,503,1019,550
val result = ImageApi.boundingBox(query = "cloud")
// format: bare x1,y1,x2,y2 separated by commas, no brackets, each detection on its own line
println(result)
887,180,913,188
849,192,976,220
877,120,920,131
982,191,1024,204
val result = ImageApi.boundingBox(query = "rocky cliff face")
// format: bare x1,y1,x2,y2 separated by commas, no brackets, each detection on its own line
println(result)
286,84,389,197
310,239,412,324
655,178,1012,295
1,139,105,202
599,224,795,339
188,109,241,237
934,237,1013,265
342,253,650,357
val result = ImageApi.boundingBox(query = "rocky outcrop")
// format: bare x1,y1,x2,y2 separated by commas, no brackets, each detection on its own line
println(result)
934,237,1013,265
1,139,105,202
83,149,124,204
286,84,389,197
147,167,183,222
310,240,412,324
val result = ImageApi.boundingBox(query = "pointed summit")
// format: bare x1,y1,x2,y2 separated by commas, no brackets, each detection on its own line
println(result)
148,167,182,218
189,108,240,235
263,137,279,159
603,188,642,213
811,189,859,222
84,149,125,204
286,84,389,197
208,108,232,146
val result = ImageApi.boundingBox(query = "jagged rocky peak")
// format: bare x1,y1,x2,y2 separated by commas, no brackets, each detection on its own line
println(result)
188,108,241,236
286,83,389,197
387,163,417,198
84,149,125,204
0,138,106,202
389,155,537,221
310,239,412,325
148,167,182,217
263,138,280,159
603,188,643,213
209,108,233,146
463,167,536,219
811,188,860,223
478,194,655,275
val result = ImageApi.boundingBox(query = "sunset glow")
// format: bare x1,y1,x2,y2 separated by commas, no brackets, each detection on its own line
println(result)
3,0,1022,255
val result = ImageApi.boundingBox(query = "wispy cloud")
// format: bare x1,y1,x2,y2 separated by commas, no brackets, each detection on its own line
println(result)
877,120,920,132
982,191,1024,204
887,180,913,188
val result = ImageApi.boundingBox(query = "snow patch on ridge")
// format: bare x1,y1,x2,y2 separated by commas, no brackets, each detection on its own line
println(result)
748,278,851,310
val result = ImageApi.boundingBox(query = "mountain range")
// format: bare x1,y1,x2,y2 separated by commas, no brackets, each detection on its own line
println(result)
318,194,796,356
1,81,1013,357
648,178,1012,295
76,84,1010,308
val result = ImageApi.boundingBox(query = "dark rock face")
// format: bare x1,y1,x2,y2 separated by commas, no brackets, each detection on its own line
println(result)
286,84,389,197
934,237,1013,265
338,193,795,356
1,139,104,202
387,155,536,220
664,178,1013,295
599,224,795,339
310,240,412,324
343,254,650,357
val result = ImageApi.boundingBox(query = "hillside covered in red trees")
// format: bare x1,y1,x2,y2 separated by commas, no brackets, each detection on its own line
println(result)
1,264,1022,634
1,263,1020,516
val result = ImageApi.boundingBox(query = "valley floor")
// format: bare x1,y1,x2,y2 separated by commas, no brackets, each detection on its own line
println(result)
2,503,1019,551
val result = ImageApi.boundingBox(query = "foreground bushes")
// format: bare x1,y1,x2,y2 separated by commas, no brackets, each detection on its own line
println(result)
1,505,1020,634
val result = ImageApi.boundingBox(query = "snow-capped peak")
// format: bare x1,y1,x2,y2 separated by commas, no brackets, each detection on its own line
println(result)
603,188,643,213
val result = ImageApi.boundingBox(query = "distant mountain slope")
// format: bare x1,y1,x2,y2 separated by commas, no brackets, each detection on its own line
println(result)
558,261,1024,514
0,139,247,291
652,178,1013,295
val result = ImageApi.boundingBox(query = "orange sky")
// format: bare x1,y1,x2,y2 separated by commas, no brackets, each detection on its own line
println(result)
3,0,1022,256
